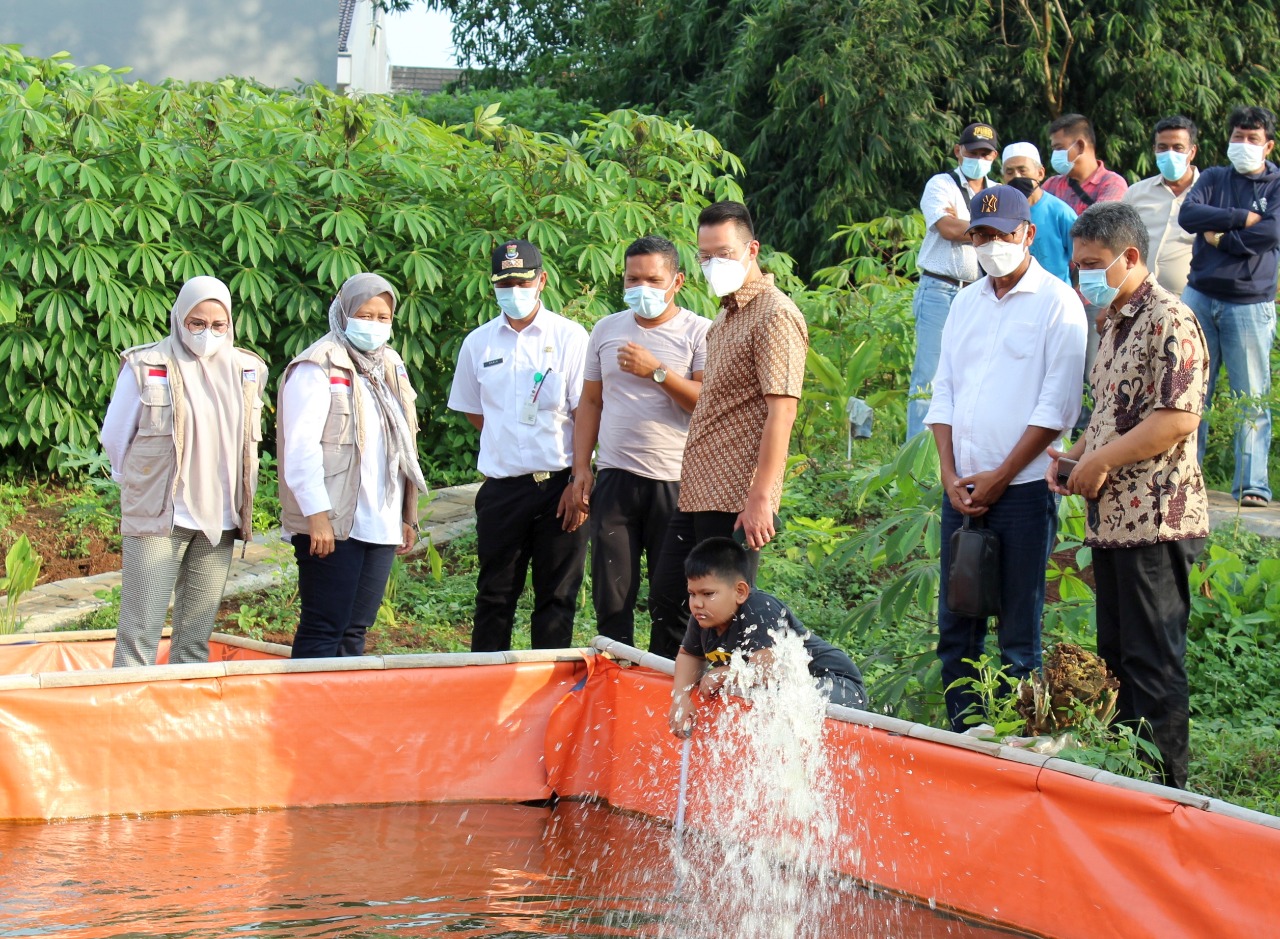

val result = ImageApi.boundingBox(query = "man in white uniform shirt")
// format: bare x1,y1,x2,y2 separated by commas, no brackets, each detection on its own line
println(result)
925,185,1087,732
570,235,710,645
907,121,1001,440
448,239,590,652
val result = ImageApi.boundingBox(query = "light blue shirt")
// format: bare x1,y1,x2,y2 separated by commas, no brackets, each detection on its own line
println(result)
1029,190,1077,284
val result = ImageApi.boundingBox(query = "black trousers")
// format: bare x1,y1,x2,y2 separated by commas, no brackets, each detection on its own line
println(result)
589,469,680,646
648,509,761,659
473,469,589,652
1092,537,1205,789
292,536,397,659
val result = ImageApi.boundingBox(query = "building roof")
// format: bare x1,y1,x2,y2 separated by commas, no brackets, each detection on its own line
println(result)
338,0,357,53
390,66,464,95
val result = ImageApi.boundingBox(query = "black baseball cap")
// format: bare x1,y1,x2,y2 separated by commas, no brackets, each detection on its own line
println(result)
966,184,1032,235
958,122,1000,152
490,239,543,283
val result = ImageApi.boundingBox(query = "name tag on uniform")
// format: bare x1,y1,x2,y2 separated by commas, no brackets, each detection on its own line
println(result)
242,368,256,383
483,357,504,368
145,367,168,386
330,376,352,394
518,400,538,425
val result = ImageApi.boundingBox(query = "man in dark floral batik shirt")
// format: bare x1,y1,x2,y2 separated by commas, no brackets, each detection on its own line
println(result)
1049,202,1209,789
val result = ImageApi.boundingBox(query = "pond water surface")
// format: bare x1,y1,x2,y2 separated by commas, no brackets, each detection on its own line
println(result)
0,801,1031,938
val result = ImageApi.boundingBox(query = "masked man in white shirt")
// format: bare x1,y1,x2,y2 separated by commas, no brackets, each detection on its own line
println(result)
570,235,710,646
907,121,1001,441
926,185,1088,732
448,239,590,652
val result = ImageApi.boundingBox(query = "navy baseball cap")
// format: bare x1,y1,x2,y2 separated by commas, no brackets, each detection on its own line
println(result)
966,185,1031,235
490,239,543,283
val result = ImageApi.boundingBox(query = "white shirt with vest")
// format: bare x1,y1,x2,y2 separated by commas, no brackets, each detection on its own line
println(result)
102,365,240,532
916,168,996,283
448,307,588,479
924,259,1088,484
280,364,406,545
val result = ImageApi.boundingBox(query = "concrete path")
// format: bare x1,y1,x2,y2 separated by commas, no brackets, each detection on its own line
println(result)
1205,490,1280,539
9,483,1279,634
13,482,480,634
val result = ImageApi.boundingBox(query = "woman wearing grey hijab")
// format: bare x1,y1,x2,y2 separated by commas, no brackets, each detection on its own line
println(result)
278,273,427,658
100,276,268,666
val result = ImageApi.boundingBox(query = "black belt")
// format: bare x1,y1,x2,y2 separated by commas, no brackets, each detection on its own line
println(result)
921,270,970,288
490,467,571,485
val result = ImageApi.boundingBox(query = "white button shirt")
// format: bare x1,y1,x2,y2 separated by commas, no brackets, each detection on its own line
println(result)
916,168,995,283
1122,169,1199,296
280,363,406,544
925,259,1087,484
448,307,588,479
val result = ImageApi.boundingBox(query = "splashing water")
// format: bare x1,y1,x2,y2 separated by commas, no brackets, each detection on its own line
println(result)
663,625,853,939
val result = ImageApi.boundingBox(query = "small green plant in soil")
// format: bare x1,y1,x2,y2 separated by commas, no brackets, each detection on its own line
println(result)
0,533,42,634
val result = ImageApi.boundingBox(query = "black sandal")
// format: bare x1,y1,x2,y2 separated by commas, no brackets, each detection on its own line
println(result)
1240,494,1269,509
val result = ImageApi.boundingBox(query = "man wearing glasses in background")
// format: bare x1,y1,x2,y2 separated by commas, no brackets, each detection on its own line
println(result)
647,201,808,659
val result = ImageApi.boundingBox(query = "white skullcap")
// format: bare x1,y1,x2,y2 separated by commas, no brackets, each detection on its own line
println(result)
1002,142,1041,165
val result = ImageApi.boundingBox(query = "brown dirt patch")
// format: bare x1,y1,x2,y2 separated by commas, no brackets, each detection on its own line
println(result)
0,486,122,586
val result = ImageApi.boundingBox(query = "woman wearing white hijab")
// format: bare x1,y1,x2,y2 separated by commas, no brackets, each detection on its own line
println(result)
278,273,427,658
101,276,267,667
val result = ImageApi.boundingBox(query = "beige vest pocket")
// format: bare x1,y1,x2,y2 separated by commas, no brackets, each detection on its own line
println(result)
121,436,177,520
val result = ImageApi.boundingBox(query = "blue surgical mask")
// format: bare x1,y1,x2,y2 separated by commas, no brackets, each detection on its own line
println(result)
495,286,540,320
960,156,994,181
623,279,676,320
1155,150,1189,182
344,318,392,351
1050,148,1075,175
1077,254,1131,309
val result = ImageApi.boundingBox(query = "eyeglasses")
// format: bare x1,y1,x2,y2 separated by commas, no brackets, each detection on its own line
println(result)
696,242,749,265
186,320,230,336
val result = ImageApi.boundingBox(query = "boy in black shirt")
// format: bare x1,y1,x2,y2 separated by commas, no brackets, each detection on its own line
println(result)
669,537,866,737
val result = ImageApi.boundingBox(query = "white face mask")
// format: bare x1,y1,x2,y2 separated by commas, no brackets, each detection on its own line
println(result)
1227,141,1267,175
344,318,392,352
495,286,540,320
974,229,1028,278
700,245,752,298
181,327,227,359
623,278,677,320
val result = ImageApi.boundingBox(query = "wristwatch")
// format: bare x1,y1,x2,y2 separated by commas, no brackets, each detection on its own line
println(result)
652,366,667,384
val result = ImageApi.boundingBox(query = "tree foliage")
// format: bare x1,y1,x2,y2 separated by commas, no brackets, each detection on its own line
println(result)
421,0,1280,268
397,85,597,138
0,46,748,479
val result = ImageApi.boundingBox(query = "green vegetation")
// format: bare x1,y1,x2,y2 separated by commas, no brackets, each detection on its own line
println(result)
397,85,597,138
0,47,746,480
1,534,42,633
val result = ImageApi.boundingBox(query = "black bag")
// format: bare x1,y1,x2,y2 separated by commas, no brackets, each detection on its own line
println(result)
947,516,1001,618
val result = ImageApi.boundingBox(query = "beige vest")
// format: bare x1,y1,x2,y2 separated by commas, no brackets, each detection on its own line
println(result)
278,337,420,541
118,340,267,540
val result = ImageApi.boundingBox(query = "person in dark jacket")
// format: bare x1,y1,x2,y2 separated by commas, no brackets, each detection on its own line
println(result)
1178,106,1280,508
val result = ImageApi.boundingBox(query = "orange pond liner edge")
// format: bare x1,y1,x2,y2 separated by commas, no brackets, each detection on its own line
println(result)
0,631,1275,939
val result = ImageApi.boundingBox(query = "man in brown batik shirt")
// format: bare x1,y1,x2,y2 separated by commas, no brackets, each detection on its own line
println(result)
1049,202,1209,789
648,200,808,658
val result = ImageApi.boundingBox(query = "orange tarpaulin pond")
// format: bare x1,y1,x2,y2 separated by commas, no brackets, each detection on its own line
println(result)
0,631,1276,939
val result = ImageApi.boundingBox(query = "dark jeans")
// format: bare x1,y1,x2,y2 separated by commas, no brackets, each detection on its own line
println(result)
1093,538,1204,789
648,509,761,659
291,536,397,659
938,480,1058,731
473,469,589,652
589,469,680,646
